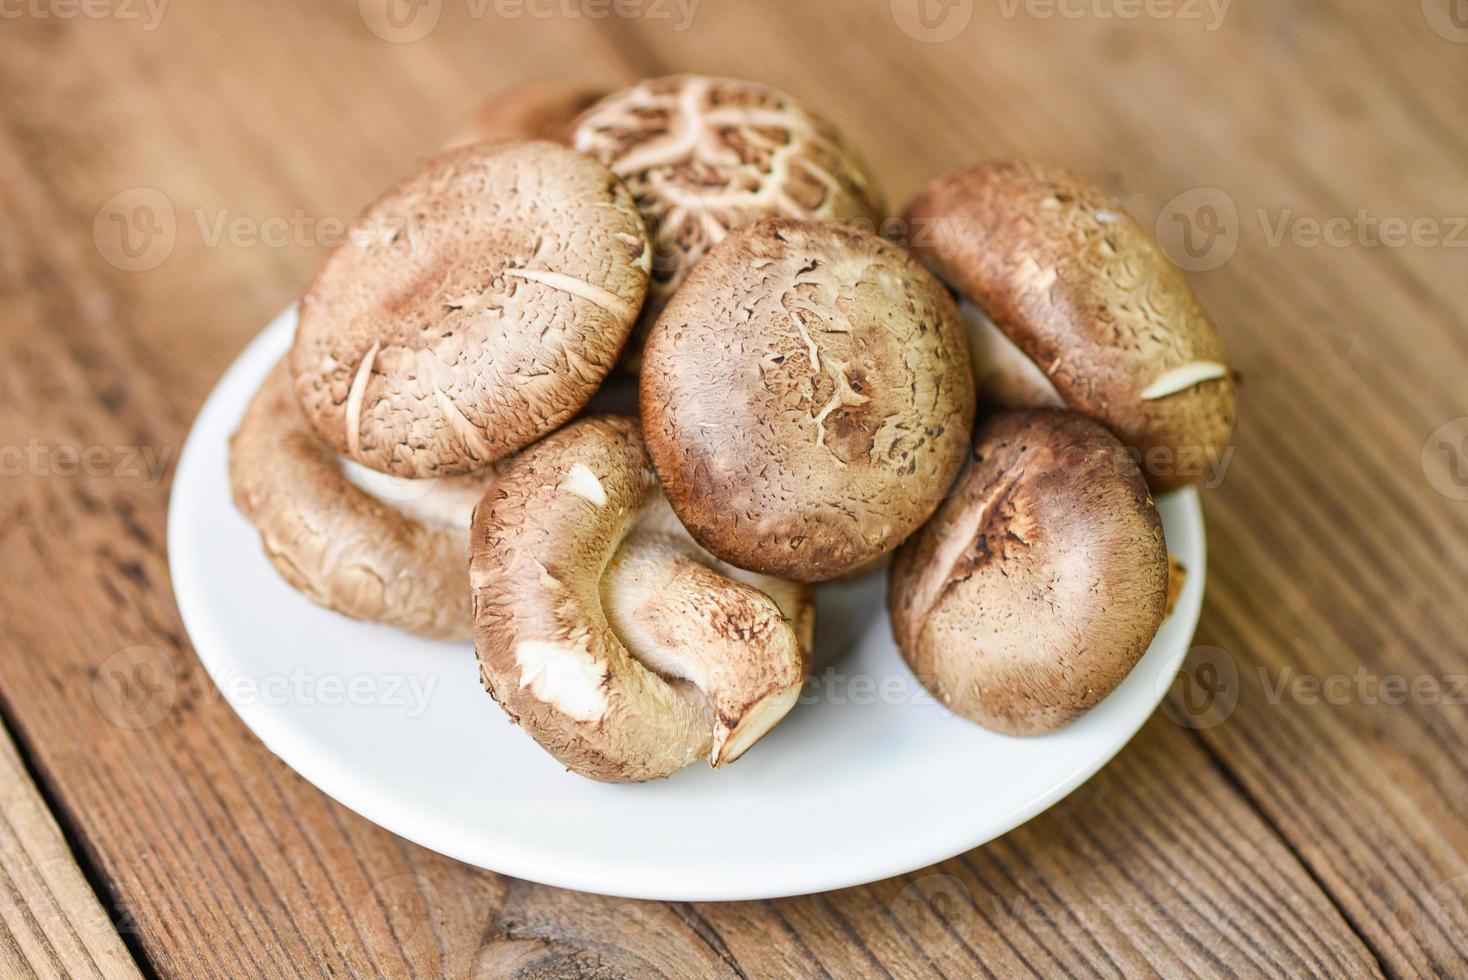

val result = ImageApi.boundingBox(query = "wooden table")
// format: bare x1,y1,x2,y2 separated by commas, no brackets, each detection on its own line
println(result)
2,0,1465,975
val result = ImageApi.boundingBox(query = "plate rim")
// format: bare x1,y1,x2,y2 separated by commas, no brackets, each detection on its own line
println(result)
167,308,1205,902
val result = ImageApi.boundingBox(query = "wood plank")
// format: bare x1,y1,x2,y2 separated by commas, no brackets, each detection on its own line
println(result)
0,141,1374,971
0,720,141,979
0,0,1458,975
617,4,1468,973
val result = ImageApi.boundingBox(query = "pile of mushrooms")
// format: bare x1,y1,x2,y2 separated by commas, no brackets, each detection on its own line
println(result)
230,74,1235,782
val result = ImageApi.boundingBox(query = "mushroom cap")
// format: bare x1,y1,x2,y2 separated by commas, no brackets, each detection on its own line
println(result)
229,359,498,639
571,74,885,368
470,416,812,783
290,140,651,479
901,161,1237,491
444,82,606,148
888,409,1168,736
641,217,976,583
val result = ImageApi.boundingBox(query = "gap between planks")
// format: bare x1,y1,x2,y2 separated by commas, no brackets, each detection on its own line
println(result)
0,709,144,979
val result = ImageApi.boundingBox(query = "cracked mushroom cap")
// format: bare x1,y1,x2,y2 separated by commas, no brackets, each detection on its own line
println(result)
470,416,813,783
290,140,651,479
571,74,886,368
230,359,499,639
641,217,976,583
902,161,1237,491
889,409,1168,736
444,81,606,148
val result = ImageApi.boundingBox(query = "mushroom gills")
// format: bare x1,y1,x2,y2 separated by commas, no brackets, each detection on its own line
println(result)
957,299,1065,409
338,457,486,530
600,515,805,766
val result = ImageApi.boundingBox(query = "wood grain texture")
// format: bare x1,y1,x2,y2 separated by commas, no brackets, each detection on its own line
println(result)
0,722,140,980
0,0,1463,976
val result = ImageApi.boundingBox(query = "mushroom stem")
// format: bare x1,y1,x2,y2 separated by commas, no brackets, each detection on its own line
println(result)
230,358,495,639
471,417,812,782
602,530,804,766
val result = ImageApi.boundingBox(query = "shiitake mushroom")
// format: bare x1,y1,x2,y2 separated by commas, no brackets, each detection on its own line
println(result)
902,161,1237,491
888,409,1169,736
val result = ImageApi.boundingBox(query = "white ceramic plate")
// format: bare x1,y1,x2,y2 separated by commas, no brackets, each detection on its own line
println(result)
168,309,1205,902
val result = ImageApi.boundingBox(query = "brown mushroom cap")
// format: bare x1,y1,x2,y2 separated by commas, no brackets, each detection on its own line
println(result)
902,161,1237,491
641,217,976,583
290,140,651,479
889,409,1168,736
230,359,499,640
444,82,606,148
571,74,886,368
470,416,812,783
